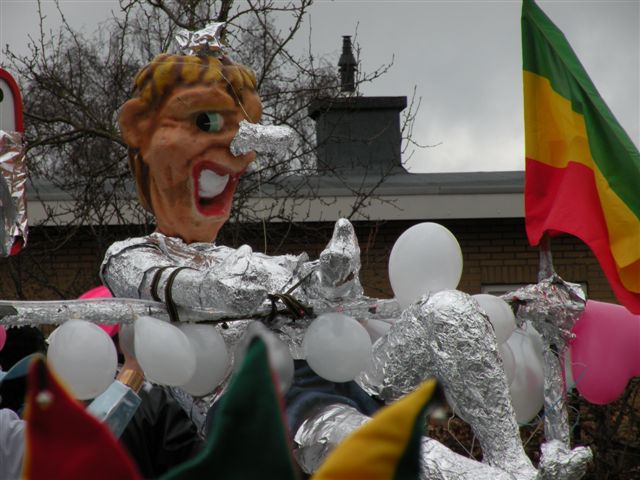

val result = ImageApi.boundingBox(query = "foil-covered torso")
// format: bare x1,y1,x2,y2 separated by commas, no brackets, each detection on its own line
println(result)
101,232,307,312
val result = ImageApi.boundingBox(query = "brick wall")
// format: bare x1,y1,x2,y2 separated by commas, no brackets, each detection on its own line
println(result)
0,218,617,305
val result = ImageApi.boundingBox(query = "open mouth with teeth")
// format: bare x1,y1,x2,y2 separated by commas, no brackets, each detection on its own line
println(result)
193,162,243,216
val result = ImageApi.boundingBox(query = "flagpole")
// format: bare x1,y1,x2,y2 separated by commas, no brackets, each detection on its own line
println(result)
537,233,571,446
538,233,554,281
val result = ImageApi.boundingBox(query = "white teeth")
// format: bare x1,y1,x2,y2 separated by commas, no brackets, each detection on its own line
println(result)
199,170,229,198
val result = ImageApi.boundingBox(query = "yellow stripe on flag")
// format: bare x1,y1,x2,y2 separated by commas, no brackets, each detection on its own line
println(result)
524,71,640,291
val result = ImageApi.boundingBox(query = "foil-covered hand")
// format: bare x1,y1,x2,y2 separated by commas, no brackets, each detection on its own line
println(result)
303,219,364,301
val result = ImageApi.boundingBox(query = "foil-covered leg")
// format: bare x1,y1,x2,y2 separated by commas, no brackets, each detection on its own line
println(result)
293,403,516,479
359,290,537,478
293,403,368,473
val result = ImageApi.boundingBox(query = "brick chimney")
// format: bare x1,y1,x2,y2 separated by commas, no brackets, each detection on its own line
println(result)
309,37,408,177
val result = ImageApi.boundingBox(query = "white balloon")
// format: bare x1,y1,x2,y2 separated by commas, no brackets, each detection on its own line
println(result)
524,322,544,360
507,329,544,424
47,320,117,400
388,222,463,309
303,313,372,383
235,322,294,394
134,316,196,386
178,324,230,397
361,319,393,343
473,294,516,344
498,342,516,385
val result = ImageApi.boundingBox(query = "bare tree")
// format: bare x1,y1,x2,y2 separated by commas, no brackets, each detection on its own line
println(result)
2,0,418,263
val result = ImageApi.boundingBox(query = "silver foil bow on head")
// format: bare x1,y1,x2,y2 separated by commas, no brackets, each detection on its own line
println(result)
175,22,225,57
0,130,27,256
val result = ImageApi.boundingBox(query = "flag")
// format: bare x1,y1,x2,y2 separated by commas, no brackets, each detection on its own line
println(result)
22,356,141,480
160,337,299,480
311,379,439,480
522,0,640,313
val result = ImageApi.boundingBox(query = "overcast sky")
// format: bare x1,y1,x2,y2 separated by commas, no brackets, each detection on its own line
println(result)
1,0,638,173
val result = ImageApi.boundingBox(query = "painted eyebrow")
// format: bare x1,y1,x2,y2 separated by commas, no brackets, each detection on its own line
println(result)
165,89,236,116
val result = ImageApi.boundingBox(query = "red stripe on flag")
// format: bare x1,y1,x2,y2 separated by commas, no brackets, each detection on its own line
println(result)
525,158,640,314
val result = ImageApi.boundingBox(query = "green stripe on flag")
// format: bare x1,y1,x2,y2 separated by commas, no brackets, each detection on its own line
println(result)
522,0,640,220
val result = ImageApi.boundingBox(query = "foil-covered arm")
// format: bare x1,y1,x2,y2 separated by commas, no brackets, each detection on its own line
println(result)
101,236,306,314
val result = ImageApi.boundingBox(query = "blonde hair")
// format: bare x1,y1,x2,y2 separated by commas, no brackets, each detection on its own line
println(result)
125,53,262,213
132,53,260,111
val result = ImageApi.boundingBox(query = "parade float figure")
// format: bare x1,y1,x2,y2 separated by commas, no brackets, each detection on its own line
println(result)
101,24,591,480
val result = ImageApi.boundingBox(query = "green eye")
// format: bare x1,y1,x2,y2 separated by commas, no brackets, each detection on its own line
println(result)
196,112,223,133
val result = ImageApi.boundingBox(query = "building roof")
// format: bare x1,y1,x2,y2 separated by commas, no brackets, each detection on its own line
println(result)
26,170,525,225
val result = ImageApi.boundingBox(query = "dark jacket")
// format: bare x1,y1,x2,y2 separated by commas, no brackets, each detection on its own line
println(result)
120,385,204,479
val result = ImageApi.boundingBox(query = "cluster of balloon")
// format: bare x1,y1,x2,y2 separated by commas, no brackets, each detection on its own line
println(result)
48,316,231,400
388,222,463,309
568,300,640,405
472,294,544,424
0,326,6,351
303,313,373,383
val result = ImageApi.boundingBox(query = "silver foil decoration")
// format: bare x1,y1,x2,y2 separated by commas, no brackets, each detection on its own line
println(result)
230,120,294,157
419,437,516,480
101,220,366,318
502,274,585,347
175,22,225,57
0,130,27,256
0,298,167,327
538,440,592,480
358,290,537,478
293,402,516,479
293,403,369,473
302,218,364,302
93,219,593,478
101,233,306,315
502,274,586,445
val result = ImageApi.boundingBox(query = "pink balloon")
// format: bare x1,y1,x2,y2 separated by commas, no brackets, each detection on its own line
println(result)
570,300,640,404
79,285,112,299
79,286,117,337
0,326,6,351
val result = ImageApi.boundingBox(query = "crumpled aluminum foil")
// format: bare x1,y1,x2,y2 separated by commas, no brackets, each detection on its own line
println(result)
293,402,516,479
538,439,592,480
293,403,369,473
502,274,586,445
230,120,294,157
358,290,536,478
420,437,516,480
175,22,225,57
501,274,585,347
0,298,167,327
101,233,306,315
0,130,27,256
301,218,364,302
